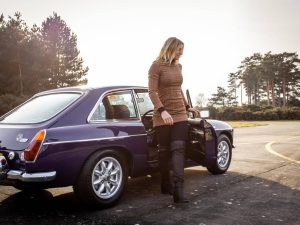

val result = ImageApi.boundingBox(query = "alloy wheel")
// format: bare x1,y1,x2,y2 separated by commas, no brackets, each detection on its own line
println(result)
92,156,123,199
217,140,230,168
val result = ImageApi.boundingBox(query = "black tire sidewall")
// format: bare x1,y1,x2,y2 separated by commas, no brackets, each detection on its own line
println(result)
74,149,128,208
207,134,232,174
216,134,232,171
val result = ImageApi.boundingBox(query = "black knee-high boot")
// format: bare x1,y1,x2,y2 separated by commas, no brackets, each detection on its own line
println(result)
158,145,173,195
171,140,189,203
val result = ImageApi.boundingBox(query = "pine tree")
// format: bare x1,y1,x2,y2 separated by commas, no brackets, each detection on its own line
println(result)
41,12,88,89
208,87,228,107
0,12,31,96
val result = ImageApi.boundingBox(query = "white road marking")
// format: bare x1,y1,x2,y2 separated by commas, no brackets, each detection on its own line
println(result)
287,136,300,140
237,141,272,145
265,141,300,164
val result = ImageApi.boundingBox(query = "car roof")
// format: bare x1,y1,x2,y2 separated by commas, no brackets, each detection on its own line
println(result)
36,85,148,95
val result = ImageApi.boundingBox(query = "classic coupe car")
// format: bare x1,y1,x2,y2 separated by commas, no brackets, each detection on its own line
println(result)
0,85,233,208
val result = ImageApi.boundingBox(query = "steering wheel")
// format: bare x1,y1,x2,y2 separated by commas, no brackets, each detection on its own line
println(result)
141,109,154,132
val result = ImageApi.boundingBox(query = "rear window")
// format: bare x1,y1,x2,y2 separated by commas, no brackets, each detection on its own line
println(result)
0,93,82,124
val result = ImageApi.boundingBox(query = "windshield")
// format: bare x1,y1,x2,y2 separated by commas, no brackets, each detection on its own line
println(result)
0,92,82,124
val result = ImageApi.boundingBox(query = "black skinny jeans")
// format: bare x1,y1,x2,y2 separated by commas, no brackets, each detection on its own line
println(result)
155,121,189,145
155,121,189,184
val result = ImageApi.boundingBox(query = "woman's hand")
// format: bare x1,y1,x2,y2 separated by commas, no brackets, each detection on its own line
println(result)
187,107,200,118
161,110,174,125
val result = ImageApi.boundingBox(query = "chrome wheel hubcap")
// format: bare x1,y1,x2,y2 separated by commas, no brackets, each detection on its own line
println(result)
92,157,122,199
217,140,230,168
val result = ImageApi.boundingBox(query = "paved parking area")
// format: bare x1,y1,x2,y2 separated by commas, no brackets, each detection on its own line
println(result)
0,121,299,225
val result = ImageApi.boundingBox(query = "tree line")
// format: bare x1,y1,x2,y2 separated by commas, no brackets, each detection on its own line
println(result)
208,52,300,108
0,12,88,115
1,12,299,120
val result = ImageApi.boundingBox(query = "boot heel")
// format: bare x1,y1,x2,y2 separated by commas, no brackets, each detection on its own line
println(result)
174,197,189,203
173,183,189,203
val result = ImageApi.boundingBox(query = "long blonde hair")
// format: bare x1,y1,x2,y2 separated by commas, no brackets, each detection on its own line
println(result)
156,37,184,65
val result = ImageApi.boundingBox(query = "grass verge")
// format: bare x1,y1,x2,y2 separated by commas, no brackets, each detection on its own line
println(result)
226,121,269,128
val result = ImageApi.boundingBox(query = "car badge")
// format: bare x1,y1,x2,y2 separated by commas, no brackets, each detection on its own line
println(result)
16,134,28,143
8,152,15,160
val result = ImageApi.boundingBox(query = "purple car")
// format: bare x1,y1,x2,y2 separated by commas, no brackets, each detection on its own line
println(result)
0,85,234,208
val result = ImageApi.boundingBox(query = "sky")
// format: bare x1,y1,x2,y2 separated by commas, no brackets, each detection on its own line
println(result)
2,0,300,103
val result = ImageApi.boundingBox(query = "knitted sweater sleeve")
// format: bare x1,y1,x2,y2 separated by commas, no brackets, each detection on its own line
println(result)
148,62,164,111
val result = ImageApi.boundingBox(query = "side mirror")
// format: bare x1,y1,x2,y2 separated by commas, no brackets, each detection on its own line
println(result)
200,110,209,118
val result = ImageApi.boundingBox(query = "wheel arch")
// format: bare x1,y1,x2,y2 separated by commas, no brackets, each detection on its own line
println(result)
76,146,134,182
206,131,232,175
217,130,233,147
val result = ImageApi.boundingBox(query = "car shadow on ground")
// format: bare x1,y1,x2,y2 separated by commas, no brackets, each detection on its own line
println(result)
0,169,299,225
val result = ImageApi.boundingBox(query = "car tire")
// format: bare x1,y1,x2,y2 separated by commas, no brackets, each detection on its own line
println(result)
73,149,128,208
207,134,232,175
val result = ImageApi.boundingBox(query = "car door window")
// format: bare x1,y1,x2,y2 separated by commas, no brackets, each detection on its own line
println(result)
90,90,137,121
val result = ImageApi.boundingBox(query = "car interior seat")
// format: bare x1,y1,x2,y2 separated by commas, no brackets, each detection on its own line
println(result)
112,104,130,119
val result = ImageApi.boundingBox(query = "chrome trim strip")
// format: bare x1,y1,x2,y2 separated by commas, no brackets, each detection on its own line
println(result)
43,133,147,145
132,89,147,120
7,170,56,182
35,90,84,96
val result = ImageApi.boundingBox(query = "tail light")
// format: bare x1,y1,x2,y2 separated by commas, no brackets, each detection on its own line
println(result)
23,130,46,162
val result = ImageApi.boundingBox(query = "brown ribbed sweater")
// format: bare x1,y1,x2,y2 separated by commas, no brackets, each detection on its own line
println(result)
148,60,188,127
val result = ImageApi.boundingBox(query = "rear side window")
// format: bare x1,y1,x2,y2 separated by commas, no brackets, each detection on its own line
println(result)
89,90,137,121
0,93,81,124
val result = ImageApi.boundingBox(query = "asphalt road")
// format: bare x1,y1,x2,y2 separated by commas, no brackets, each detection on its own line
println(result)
0,121,299,225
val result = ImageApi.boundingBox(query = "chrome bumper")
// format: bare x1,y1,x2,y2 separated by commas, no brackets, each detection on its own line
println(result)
6,170,56,182
1,156,56,182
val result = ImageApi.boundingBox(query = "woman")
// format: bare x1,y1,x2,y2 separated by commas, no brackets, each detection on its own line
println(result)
148,37,199,203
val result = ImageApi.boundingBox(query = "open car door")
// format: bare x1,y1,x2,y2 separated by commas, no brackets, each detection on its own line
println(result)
186,90,218,168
